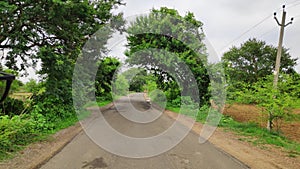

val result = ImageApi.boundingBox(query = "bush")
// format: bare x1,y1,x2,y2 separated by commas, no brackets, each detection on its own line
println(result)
149,89,167,107
196,104,210,122
96,93,112,102
0,97,25,116
0,115,38,160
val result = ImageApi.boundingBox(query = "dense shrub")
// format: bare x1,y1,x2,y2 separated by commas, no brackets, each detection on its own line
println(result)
0,97,25,116
0,115,38,159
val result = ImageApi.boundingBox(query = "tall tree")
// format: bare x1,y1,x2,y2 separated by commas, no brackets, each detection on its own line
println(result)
0,0,124,105
222,38,297,85
125,7,210,105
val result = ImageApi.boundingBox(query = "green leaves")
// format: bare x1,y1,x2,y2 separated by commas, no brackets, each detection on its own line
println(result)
95,57,120,97
223,38,297,85
125,7,209,105
230,74,297,131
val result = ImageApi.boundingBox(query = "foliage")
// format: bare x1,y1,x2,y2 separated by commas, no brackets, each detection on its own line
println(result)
142,74,158,92
196,104,210,122
149,89,167,107
0,105,78,160
0,0,125,160
95,57,121,97
223,38,297,86
168,102,300,157
113,74,129,96
0,115,38,160
1,0,125,106
122,68,148,92
254,75,294,131
125,7,210,106
228,74,296,131
1,0,124,70
0,97,25,117
23,79,45,94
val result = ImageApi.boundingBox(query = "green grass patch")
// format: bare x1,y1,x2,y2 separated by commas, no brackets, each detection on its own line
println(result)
97,100,112,107
166,105,180,113
219,115,300,157
83,100,112,108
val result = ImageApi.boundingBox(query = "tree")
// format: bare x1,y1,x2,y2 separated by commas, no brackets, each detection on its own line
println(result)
222,38,297,85
121,68,148,92
0,0,124,106
125,7,210,105
113,74,129,96
95,57,120,99
236,74,295,131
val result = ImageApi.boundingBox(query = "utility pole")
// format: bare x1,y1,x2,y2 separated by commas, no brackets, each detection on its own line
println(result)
273,5,293,88
268,5,293,131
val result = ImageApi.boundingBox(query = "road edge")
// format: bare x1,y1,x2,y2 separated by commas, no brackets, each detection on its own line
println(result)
163,109,300,169
0,102,114,169
34,102,115,169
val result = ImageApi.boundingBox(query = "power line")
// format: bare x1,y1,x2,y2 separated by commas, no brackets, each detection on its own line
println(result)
220,1,300,52
286,0,300,9
258,27,277,38
220,15,271,51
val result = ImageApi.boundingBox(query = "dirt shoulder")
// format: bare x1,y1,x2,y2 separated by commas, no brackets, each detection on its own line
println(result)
165,110,300,169
1,103,299,169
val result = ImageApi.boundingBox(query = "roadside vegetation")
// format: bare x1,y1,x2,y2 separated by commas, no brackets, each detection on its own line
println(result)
124,8,300,157
1,1,299,162
0,0,124,160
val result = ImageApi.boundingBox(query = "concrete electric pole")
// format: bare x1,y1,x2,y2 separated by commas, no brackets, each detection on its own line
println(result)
268,5,294,131
273,5,293,88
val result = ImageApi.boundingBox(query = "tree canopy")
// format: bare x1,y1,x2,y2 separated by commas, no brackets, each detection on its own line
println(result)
0,0,123,70
222,38,297,85
1,0,124,105
125,7,210,104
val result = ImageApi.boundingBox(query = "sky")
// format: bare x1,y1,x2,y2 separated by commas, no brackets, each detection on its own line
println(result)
19,0,300,82
113,0,300,71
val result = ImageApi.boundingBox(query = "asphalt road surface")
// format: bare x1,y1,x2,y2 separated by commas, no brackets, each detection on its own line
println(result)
40,93,248,169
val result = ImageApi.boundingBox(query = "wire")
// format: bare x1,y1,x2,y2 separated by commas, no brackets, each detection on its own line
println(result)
286,0,300,9
220,1,300,51
220,15,271,51
258,27,277,38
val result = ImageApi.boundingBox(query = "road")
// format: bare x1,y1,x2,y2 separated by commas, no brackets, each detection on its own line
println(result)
40,93,248,169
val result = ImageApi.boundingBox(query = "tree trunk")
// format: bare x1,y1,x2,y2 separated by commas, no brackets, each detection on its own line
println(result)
267,113,273,131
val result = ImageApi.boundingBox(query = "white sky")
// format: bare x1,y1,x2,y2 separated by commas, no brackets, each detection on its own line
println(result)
114,0,300,71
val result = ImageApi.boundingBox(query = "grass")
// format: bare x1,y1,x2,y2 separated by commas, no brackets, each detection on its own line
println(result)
166,103,300,157
292,99,300,109
97,100,112,107
79,100,112,120
0,99,112,161
166,105,180,114
219,115,300,155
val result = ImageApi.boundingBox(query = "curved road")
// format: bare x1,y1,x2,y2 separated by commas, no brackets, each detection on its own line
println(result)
40,93,248,169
